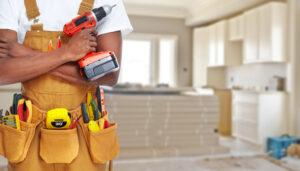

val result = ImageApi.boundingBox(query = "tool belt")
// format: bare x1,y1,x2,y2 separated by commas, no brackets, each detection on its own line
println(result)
0,103,120,164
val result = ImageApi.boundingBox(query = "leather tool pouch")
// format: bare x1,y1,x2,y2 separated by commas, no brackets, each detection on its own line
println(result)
80,119,120,164
0,120,40,163
39,124,79,164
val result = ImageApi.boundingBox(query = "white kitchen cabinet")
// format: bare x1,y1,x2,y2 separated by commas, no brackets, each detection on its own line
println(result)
244,8,259,63
258,2,287,62
243,2,287,64
208,21,226,67
216,21,225,66
193,26,228,89
193,27,209,88
208,24,217,67
229,14,244,41
232,91,286,145
207,21,240,67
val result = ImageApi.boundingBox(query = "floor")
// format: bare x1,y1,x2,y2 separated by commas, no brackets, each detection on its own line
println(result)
0,137,299,171
114,156,290,171
114,137,300,171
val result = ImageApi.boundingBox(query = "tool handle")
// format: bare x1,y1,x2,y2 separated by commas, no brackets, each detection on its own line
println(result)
81,103,90,123
91,100,100,121
96,87,102,113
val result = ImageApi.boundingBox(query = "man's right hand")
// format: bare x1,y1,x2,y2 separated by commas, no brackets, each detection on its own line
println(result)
63,28,97,62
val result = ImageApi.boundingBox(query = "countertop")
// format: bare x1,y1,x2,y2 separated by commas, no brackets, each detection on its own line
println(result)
231,89,287,94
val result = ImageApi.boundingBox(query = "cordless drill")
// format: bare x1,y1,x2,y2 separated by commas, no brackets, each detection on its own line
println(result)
63,5,119,81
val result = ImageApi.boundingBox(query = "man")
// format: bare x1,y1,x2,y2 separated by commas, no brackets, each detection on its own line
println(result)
0,0,132,170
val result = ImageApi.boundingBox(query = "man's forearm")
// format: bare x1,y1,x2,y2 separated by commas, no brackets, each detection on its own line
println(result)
51,63,119,86
0,28,97,85
51,31,122,87
0,47,70,85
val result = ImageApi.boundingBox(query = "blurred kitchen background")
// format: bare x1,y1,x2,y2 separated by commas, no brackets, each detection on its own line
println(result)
1,0,300,170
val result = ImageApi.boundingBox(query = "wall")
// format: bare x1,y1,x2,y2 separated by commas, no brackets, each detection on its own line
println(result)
0,84,20,111
128,15,193,87
225,64,287,90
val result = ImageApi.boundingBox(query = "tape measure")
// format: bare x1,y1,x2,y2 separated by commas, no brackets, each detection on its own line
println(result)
46,108,71,129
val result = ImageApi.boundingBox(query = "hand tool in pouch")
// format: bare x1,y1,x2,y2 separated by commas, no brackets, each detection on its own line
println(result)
11,93,22,114
46,108,71,129
91,99,100,121
57,35,62,48
81,103,100,132
17,99,33,122
96,86,107,117
87,92,94,120
48,40,54,51
88,121,100,132
96,87,111,128
63,5,119,81
2,115,20,130
69,115,82,129
81,103,90,124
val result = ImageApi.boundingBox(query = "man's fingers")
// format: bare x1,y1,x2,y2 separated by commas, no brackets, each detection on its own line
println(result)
0,49,8,58
0,48,8,54
88,35,97,42
89,41,97,47
0,38,8,44
0,42,8,49
0,53,7,58
87,46,96,52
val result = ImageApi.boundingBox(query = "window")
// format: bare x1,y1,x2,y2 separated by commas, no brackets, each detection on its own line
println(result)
118,40,152,85
159,39,176,86
118,33,177,87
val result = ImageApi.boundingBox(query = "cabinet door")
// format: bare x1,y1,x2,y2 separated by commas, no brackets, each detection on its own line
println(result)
216,21,226,66
229,17,237,41
258,4,272,62
236,15,244,40
229,15,244,41
259,2,287,62
244,9,259,63
208,25,217,66
193,27,209,87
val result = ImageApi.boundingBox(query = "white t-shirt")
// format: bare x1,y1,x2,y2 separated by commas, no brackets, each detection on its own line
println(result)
0,0,133,43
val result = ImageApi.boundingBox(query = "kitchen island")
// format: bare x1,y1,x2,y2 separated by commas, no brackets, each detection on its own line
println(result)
105,88,229,159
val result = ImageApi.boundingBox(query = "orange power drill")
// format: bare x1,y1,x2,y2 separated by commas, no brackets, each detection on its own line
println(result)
63,5,119,81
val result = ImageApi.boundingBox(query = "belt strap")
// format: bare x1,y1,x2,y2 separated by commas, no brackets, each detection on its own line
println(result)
24,0,95,19
78,0,95,15
24,0,40,20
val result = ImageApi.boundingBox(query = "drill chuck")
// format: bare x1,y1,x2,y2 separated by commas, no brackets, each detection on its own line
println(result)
93,4,116,22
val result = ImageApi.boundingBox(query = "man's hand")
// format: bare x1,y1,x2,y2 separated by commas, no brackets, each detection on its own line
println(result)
63,28,97,62
0,38,38,58
0,38,10,58
51,31,122,87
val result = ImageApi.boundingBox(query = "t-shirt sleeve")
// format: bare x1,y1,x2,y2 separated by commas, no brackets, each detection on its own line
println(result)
94,0,133,37
0,0,19,32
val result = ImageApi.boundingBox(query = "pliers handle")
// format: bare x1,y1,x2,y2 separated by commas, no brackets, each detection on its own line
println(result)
17,99,32,122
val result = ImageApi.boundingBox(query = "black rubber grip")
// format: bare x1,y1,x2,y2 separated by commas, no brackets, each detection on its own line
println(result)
93,7,107,22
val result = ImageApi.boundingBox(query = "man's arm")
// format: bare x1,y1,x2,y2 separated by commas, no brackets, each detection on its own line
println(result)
0,29,97,85
51,31,122,87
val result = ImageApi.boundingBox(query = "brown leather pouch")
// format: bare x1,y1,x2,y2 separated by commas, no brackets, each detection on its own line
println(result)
80,120,120,164
39,127,79,164
0,121,39,163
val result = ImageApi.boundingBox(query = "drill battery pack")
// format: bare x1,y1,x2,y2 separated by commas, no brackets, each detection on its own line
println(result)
78,51,119,81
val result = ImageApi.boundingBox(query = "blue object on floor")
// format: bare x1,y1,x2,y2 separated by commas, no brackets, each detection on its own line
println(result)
267,135,300,159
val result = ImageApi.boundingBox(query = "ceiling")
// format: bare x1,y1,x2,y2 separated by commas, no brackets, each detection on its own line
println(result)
124,0,200,9
123,0,273,26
